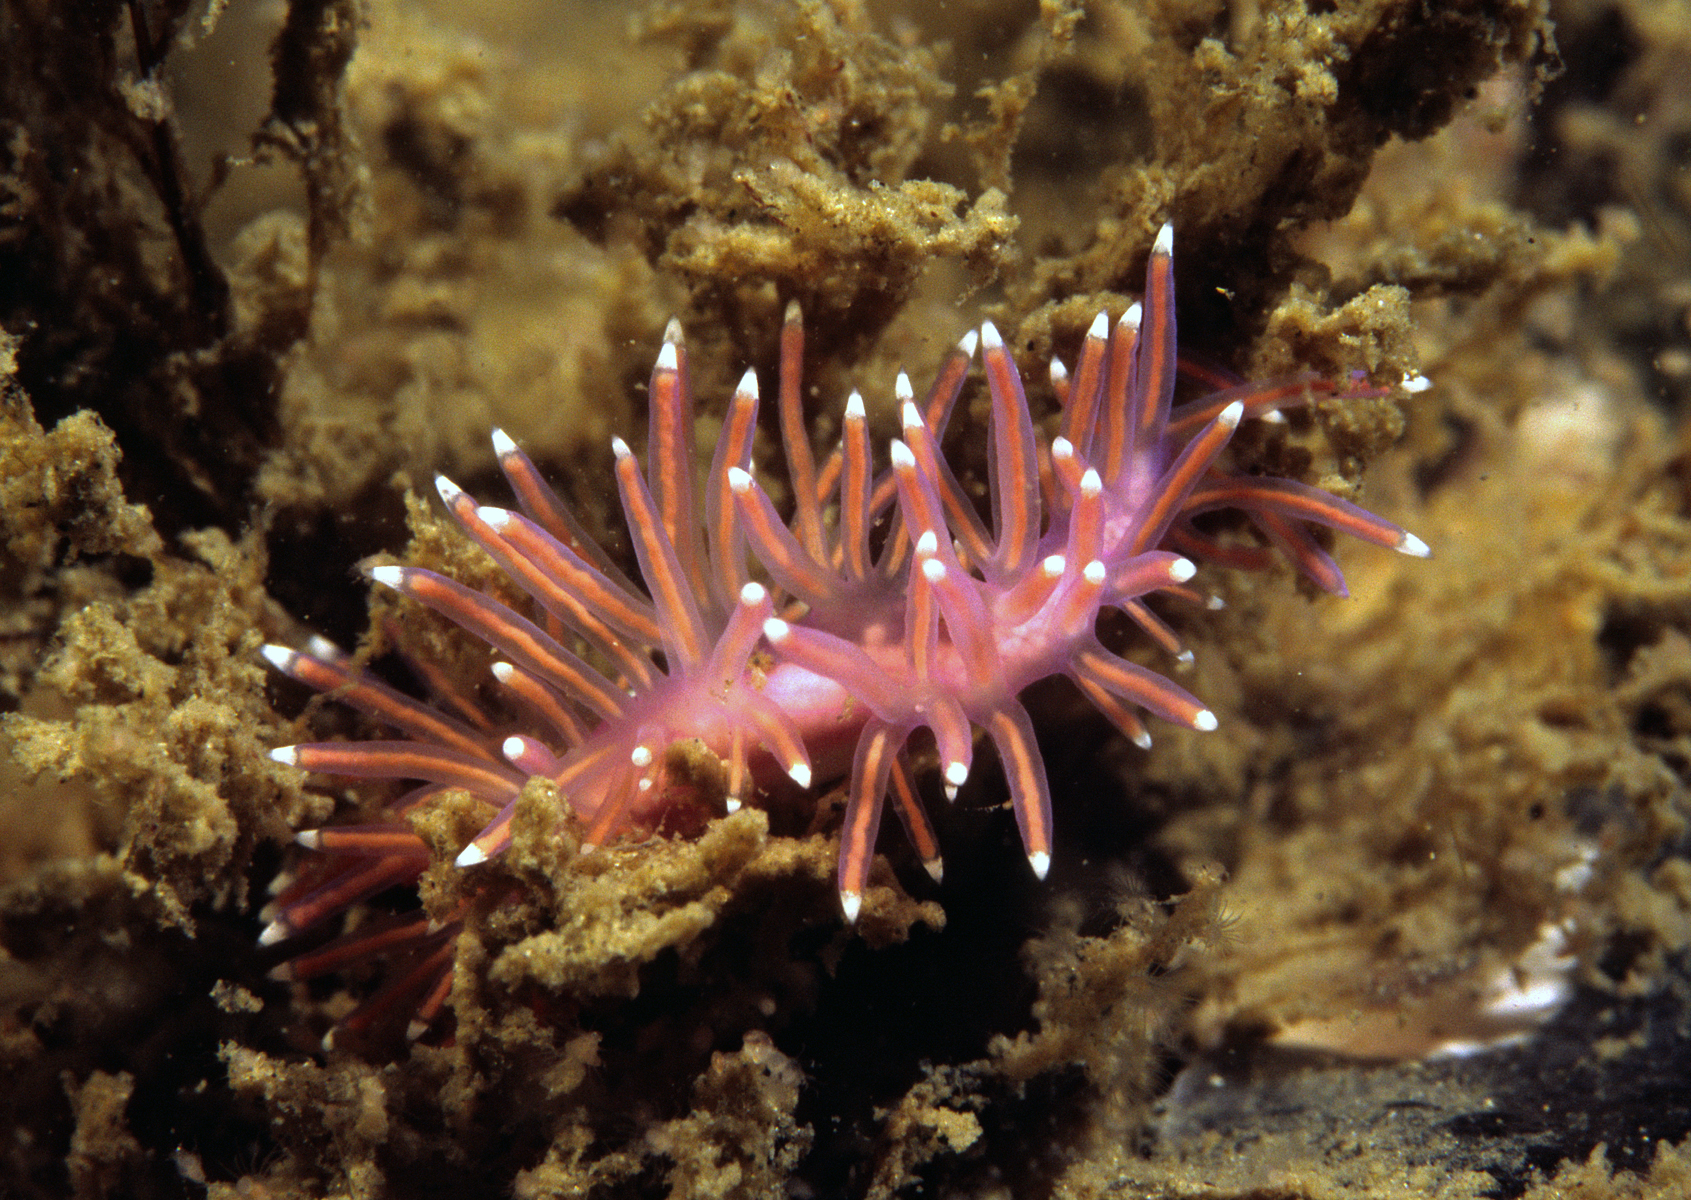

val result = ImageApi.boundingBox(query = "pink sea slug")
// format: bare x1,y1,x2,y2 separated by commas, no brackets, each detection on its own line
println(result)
262,224,1428,1038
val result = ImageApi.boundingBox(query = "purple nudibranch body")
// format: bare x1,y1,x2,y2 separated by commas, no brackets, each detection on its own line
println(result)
263,224,1428,1038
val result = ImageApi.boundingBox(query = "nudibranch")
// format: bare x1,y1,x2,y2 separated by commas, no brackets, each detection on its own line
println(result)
262,224,1428,1039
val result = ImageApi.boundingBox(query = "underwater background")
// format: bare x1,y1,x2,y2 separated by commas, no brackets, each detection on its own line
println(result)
2,0,1690,1196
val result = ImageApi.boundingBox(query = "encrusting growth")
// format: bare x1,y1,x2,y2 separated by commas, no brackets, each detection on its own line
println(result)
263,224,1429,1038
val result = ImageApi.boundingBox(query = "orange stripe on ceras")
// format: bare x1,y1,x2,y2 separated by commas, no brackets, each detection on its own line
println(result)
764,619,905,719
338,939,457,1039
1065,469,1103,567
491,661,589,746
1184,477,1413,549
1049,438,1085,495
1098,307,1140,486
740,690,812,785
584,770,637,848
273,649,490,763
307,824,434,857
1107,551,1191,601
918,552,1001,690
1117,599,1184,659
277,912,436,981
1062,313,1109,455
923,695,971,786
724,725,748,804
889,436,952,572
888,757,940,870
612,442,710,669
648,330,709,603
1128,403,1239,554
288,742,524,799
461,801,519,863
981,324,1041,574
1164,376,1326,440
409,944,459,1032
984,706,1050,861
899,386,995,568
271,855,425,940
451,495,658,692
707,377,760,604
1253,510,1348,595
904,544,939,679
482,509,662,662
938,461,996,570
840,394,875,582
923,331,977,435
1071,646,1210,729
390,568,628,721
858,331,978,574
705,584,769,687
995,552,1064,627
1045,561,1107,642
1136,226,1177,442
729,469,842,608
839,722,899,905
1070,672,1151,749
493,430,634,591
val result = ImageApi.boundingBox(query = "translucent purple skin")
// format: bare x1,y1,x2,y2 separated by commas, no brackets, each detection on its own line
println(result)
263,225,1427,1037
